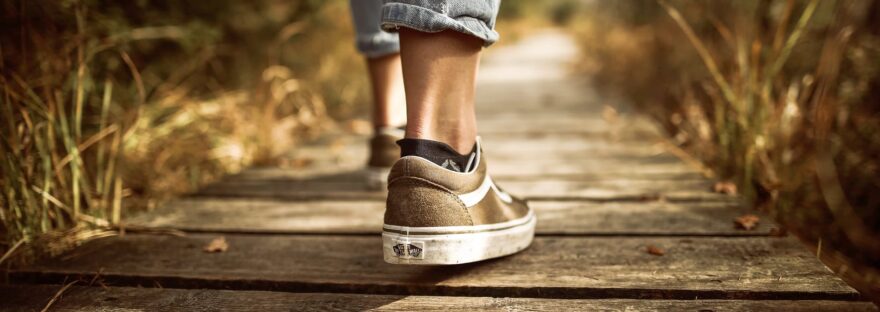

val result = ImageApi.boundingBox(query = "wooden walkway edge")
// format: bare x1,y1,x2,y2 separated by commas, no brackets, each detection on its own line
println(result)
2,30,875,311
1,285,876,312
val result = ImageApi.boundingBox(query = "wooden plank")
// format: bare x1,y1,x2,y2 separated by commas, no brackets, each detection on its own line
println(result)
1,285,874,312
225,161,705,182
532,201,767,235
195,176,730,202
129,198,771,236
501,179,723,201
251,157,702,179
475,83,601,115
478,116,658,135
487,159,699,177
198,139,720,201
227,165,706,181
261,136,687,186
319,133,673,160
10,234,857,300
265,132,688,184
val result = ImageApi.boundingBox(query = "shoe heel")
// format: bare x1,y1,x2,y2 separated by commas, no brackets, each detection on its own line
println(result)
382,214,536,265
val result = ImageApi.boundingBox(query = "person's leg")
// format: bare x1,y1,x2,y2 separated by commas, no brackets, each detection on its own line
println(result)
348,0,406,129
381,0,501,154
378,0,534,266
349,0,406,189
366,54,406,128
398,29,481,154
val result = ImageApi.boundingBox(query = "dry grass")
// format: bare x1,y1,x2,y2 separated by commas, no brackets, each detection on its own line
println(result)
573,0,880,300
0,0,366,261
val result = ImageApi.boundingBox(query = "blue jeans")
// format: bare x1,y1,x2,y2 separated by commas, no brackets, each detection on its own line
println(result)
348,0,501,58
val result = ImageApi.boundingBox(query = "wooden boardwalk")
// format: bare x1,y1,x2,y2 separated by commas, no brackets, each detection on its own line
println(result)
2,31,874,311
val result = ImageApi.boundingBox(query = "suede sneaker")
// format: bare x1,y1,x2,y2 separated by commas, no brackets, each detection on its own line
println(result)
366,127,404,190
382,138,536,265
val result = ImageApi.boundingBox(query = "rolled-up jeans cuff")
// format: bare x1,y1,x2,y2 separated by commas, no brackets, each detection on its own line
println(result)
380,2,499,47
356,32,400,58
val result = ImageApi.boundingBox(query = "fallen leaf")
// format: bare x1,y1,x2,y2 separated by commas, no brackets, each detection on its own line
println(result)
646,245,665,256
203,236,228,253
734,214,760,230
713,181,738,195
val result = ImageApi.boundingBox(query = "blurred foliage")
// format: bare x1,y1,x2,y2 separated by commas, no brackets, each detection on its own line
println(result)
496,0,586,42
574,0,880,298
499,0,582,25
0,0,367,258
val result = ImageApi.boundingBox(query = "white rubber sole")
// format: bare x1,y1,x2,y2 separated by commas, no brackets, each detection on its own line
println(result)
366,167,391,191
382,212,536,265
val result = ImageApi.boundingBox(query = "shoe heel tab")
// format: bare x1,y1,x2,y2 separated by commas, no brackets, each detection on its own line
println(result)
388,156,421,182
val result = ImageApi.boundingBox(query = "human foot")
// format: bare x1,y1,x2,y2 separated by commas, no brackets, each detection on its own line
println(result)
366,127,405,190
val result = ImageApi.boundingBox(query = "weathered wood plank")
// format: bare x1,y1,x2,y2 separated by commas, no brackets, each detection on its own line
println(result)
129,198,770,235
259,133,691,190
225,163,705,184
479,116,660,136
488,159,699,177
10,234,857,300
294,133,673,162
229,166,707,182
254,140,691,196
230,159,702,180
1,285,874,312
195,176,730,202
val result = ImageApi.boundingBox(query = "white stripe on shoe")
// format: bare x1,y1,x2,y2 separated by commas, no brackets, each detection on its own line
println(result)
382,210,534,234
457,176,513,207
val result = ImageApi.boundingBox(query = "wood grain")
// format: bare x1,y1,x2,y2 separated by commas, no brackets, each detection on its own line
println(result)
129,198,771,235
1,285,874,312
195,175,730,202
11,234,857,300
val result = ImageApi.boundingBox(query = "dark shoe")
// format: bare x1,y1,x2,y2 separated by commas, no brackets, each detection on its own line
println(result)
382,138,535,265
366,128,404,190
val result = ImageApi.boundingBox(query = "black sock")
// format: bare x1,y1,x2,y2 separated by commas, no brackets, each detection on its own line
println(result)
397,138,477,172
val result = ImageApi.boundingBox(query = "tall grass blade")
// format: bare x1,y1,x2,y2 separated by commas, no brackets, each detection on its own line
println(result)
96,80,112,194
112,175,122,224
55,93,79,218
658,0,738,106
766,0,820,82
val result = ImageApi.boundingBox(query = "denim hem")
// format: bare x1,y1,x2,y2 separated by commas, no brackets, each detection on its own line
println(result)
356,34,401,58
380,3,499,47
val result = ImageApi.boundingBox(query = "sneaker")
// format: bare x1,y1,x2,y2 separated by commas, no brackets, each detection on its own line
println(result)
382,138,536,265
366,127,404,190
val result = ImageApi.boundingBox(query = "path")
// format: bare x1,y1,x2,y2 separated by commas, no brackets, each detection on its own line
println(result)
2,30,874,311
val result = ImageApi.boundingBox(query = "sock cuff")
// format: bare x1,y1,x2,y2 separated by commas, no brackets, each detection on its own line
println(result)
397,138,477,172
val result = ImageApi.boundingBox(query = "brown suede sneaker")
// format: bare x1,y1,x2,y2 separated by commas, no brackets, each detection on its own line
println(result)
366,128,404,190
382,139,536,265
